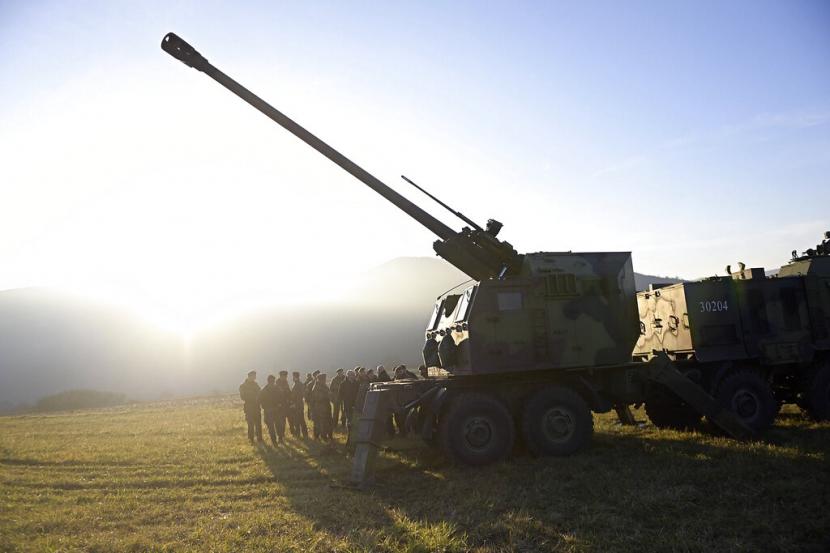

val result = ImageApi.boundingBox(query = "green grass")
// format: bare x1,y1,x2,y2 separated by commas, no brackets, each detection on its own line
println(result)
1,397,828,552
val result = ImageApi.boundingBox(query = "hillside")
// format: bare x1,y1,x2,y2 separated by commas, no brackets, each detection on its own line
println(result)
0,257,683,409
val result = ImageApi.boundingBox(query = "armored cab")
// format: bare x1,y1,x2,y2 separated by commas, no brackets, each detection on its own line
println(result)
634,233,830,365
425,252,639,375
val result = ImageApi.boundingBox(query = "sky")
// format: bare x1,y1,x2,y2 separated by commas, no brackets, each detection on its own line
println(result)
1,0,828,333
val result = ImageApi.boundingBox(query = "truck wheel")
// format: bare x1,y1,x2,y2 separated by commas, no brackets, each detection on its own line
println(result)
801,361,830,421
715,370,777,432
438,393,515,466
521,386,593,456
644,384,702,430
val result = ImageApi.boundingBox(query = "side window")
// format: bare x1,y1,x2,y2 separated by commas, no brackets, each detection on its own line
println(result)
497,291,523,311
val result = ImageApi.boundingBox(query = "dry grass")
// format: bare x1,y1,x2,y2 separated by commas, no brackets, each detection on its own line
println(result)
1,397,828,552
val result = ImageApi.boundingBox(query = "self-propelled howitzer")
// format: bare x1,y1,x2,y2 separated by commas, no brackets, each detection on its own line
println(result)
162,34,753,483
161,32,639,376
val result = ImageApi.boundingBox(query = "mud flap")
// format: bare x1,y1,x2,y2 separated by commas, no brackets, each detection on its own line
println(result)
647,352,754,440
350,388,391,487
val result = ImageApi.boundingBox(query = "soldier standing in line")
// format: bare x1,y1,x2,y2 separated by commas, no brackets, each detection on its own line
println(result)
273,371,292,442
377,366,392,382
258,374,281,447
391,365,417,437
305,372,318,420
339,369,359,430
348,368,369,449
330,368,345,431
239,370,263,443
375,365,394,436
311,373,333,441
290,371,309,439
394,364,419,380
286,373,298,437
355,367,370,416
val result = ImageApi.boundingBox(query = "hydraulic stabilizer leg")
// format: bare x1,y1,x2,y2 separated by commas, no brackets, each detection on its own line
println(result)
350,388,391,487
614,405,637,425
647,352,754,440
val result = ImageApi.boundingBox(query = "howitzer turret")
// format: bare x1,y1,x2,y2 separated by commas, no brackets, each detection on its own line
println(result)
161,33,519,281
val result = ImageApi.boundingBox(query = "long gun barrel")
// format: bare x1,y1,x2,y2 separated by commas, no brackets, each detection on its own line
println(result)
161,33,521,280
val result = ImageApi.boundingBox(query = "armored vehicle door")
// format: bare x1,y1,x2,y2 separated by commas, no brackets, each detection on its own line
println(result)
467,280,536,372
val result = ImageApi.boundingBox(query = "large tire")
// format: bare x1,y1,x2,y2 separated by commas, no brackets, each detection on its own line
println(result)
521,386,593,456
644,384,703,430
715,370,777,433
801,360,830,421
438,392,515,466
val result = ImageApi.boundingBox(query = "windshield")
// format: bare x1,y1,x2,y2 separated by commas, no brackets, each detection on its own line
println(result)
455,286,476,321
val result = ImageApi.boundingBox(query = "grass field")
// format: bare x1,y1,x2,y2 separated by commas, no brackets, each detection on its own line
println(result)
1,397,828,552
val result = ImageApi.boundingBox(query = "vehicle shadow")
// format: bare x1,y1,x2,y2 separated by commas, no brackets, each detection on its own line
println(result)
254,417,830,551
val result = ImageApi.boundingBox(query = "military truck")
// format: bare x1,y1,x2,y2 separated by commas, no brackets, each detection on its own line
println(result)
634,235,830,431
162,33,762,484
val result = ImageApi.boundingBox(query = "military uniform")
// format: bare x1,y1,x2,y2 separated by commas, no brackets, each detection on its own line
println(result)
259,377,291,445
330,372,345,429
304,375,315,420
310,379,333,440
355,373,370,415
339,376,358,429
290,377,309,438
239,377,263,442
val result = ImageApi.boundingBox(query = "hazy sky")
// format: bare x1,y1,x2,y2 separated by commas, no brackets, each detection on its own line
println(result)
1,1,828,331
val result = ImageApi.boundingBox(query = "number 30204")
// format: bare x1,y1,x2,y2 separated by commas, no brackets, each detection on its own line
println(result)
700,300,728,312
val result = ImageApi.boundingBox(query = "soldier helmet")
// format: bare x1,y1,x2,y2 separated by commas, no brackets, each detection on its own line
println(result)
279,370,288,377
267,374,275,382
336,368,344,374
247,370,256,378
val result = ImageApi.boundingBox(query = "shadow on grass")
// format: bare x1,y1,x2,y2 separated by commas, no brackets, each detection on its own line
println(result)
254,419,830,552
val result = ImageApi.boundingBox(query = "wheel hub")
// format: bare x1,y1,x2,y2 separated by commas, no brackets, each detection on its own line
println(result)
463,417,493,451
542,407,576,443
732,388,760,420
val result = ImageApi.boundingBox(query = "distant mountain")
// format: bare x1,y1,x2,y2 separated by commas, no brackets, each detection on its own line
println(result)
0,257,685,410
634,273,685,291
